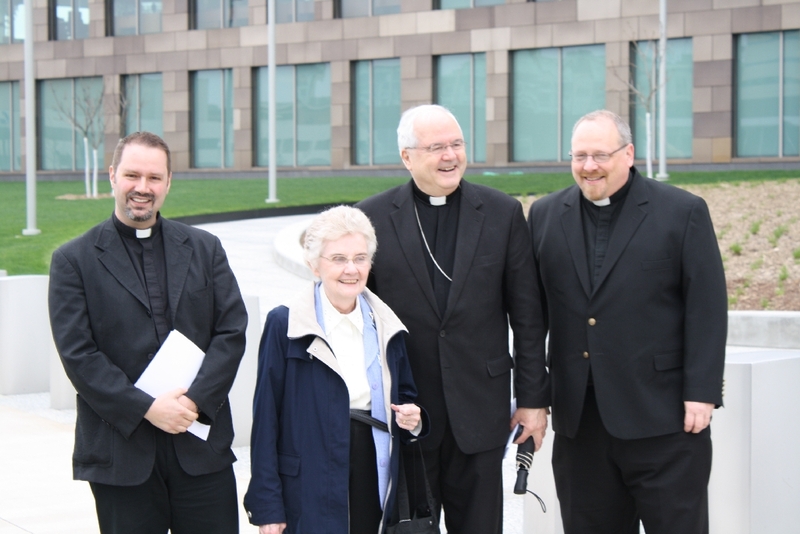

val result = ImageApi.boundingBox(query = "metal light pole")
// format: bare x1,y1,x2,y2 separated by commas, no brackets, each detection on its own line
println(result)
265,0,278,203
22,0,41,235
656,0,669,181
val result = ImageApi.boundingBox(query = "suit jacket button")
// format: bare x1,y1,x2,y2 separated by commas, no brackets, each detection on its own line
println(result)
582,352,589,359
439,330,446,338
147,353,155,360
588,318,596,326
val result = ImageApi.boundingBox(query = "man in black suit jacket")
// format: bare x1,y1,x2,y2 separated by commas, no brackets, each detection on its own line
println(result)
357,105,550,533
528,110,727,534
48,132,248,534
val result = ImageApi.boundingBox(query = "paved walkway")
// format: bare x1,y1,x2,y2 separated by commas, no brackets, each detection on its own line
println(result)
0,214,525,534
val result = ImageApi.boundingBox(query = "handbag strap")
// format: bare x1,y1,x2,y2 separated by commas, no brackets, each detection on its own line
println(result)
395,441,438,522
349,408,389,433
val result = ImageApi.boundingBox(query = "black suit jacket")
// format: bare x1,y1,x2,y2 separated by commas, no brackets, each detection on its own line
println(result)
528,169,727,440
49,217,248,485
357,180,550,454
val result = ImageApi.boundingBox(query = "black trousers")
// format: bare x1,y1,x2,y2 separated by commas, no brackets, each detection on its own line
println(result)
89,431,238,534
405,418,504,534
553,386,712,534
350,417,383,534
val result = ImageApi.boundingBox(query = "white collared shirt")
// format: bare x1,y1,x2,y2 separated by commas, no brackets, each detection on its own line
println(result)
319,288,372,409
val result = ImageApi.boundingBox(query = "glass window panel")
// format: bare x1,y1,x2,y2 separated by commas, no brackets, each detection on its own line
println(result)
295,63,330,166
75,0,89,39
275,66,295,166
371,58,401,165
140,0,162,34
73,77,104,169
561,44,605,160
472,53,486,163
12,0,24,41
296,0,314,21
372,0,399,16
275,0,293,23
736,32,780,157
0,82,16,171
1,1,9,44
254,65,295,166
224,0,248,27
512,48,559,161
113,0,137,36
632,38,693,159
783,31,800,157
12,80,19,170
40,79,75,170
353,61,371,165
123,75,140,134
193,70,224,168
440,0,470,9
139,73,163,136
224,69,233,167
55,0,73,40
341,0,369,18
474,0,503,6
437,54,472,149
195,0,220,29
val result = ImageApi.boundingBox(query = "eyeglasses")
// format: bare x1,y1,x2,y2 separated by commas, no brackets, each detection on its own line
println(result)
569,144,627,163
320,254,371,266
406,140,466,155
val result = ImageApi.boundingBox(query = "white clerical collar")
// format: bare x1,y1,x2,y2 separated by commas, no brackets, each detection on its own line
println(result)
591,197,611,207
429,195,447,206
136,228,152,238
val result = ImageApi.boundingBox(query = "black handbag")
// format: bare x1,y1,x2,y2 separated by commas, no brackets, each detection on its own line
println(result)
386,442,440,534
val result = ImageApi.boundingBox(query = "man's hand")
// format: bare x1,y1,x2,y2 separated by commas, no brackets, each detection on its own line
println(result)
144,387,199,434
684,401,714,433
510,407,549,451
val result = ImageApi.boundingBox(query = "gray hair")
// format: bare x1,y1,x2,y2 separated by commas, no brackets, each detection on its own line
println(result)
303,205,377,268
572,110,633,147
397,104,463,154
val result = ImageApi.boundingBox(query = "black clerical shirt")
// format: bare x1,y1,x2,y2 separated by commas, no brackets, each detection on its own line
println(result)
412,181,460,316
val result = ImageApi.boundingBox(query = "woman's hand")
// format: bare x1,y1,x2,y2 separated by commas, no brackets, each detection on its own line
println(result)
392,403,421,431
259,524,286,534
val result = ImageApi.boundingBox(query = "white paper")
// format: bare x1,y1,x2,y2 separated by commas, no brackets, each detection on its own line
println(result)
135,330,210,440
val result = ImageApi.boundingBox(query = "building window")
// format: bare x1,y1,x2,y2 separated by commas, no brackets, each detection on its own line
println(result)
439,0,502,10
192,0,248,29
254,63,331,167
191,69,233,168
736,31,800,158
511,44,605,162
123,73,163,136
1,0,25,44
39,77,105,170
51,0,90,40
337,0,399,18
352,58,401,165
274,0,314,23
436,53,486,164
109,0,162,36
631,38,693,159
0,81,21,171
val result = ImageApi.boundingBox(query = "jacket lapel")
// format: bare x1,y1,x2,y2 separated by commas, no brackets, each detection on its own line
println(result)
560,189,592,298
161,220,193,324
442,181,483,324
95,219,150,310
591,174,649,295
389,182,441,319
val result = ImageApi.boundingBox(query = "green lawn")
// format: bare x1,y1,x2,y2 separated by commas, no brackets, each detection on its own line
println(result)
2,168,798,276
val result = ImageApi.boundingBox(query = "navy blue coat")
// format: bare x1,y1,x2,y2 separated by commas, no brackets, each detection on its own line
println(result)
244,285,425,533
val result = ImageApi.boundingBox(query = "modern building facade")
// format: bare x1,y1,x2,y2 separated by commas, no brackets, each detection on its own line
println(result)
1,0,799,176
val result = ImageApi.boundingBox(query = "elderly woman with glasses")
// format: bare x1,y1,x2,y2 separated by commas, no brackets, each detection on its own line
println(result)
244,205,427,534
